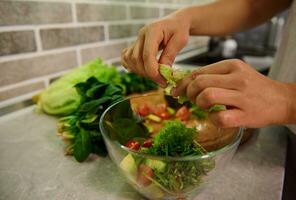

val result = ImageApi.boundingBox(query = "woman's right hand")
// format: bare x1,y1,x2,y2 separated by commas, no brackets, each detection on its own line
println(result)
121,11,191,86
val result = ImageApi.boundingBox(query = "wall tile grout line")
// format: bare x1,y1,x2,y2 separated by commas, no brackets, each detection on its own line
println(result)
34,28,42,51
71,2,78,23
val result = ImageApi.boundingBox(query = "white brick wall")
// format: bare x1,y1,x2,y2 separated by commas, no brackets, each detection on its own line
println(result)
0,0,212,111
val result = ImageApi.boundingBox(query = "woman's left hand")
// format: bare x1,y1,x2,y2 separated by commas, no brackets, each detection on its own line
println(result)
172,59,293,128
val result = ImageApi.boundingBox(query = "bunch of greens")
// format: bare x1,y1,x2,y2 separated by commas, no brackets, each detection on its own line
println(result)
139,120,214,193
57,72,157,162
57,77,124,162
36,59,122,116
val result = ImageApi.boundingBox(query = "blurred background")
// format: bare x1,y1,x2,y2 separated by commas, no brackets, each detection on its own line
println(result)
0,0,287,115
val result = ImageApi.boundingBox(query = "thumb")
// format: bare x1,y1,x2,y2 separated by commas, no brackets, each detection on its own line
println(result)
159,33,188,66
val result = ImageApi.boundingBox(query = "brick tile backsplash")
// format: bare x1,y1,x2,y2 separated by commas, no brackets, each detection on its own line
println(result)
0,81,45,101
0,0,211,109
0,31,36,56
40,26,105,50
109,23,144,39
81,42,128,64
0,51,77,87
130,6,160,19
0,1,72,26
77,4,127,22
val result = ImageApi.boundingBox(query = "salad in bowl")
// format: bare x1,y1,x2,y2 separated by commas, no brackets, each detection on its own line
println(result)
99,92,243,200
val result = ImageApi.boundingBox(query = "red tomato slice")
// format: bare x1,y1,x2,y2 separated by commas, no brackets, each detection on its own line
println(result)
176,106,191,121
137,104,151,117
154,104,167,117
125,140,140,151
137,164,153,186
142,138,153,148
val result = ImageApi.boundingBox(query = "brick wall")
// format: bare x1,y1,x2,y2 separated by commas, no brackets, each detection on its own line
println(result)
0,0,212,112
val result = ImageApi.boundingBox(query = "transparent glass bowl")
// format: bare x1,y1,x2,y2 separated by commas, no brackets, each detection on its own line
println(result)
99,94,243,200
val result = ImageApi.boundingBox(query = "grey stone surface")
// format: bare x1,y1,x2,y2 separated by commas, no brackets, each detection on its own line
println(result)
0,31,36,56
77,4,127,22
81,42,127,64
0,81,45,101
40,26,105,50
0,107,287,200
109,23,144,39
0,51,77,86
0,1,72,26
130,6,160,19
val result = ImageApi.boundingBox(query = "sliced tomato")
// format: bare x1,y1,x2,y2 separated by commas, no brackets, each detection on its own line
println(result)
154,104,167,117
159,111,170,120
176,106,191,121
137,164,153,186
142,138,153,148
137,104,151,117
125,140,140,151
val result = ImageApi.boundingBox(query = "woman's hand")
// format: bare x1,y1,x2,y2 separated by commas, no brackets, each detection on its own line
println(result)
121,12,191,86
172,59,294,128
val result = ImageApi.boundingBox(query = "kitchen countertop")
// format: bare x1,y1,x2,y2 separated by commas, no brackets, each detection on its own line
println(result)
0,106,287,200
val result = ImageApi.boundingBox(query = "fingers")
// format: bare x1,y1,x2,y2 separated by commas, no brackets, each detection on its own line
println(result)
143,30,166,86
159,33,188,66
195,87,243,109
191,59,244,78
131,37,146,77
121,28,146,75
121,48,129,70
209,109,245,128
186,74,238,101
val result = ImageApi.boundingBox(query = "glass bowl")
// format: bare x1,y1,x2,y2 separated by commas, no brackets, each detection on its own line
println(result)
99,94,243,200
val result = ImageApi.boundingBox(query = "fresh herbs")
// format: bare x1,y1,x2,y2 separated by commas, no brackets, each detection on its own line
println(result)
146,121,205,156
120,72,158,94
57,77,124,162
159,64,189,104
152,159,214,192
129,120,215,194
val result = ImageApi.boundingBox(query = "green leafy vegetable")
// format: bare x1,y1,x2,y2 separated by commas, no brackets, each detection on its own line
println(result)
35,59,157,116
159,64,226,113
104,100,149,145
58,77,124,162
147,121,205,156
73,129,91,162
36,59,121,116
159,64,190,104
208,104,227,112
120,72,158,95
57,69,157,162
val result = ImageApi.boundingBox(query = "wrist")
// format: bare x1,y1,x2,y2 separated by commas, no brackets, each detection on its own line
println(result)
172,6,195,33
283,83,296,124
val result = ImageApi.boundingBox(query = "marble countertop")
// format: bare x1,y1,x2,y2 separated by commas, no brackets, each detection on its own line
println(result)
0,107,288,200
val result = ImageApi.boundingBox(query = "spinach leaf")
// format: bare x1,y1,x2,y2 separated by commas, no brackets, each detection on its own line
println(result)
107,118,148,145
73,129,91,162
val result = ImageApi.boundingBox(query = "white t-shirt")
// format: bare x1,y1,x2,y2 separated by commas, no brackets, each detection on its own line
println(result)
269,0,296,133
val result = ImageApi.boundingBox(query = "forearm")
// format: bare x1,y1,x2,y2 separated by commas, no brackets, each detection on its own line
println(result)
175,0,291,36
